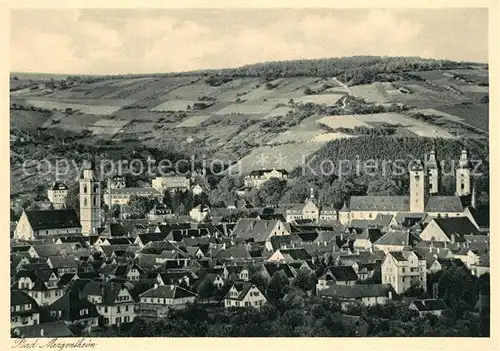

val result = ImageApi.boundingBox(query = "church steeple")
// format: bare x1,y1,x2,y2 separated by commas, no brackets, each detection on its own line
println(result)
426,149,440,195
80,158,101,235
456,149,471,196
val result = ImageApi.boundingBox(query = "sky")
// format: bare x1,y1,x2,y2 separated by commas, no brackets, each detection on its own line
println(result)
10,8,489,75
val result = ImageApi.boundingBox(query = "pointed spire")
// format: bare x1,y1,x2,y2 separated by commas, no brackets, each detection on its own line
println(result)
427,149,438,169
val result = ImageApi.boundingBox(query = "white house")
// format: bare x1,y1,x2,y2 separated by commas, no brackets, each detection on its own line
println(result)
47,182,69,209
15,209,82,240
224,282,267,308
189,205,210,223
381,251,427,294
137,285,197,319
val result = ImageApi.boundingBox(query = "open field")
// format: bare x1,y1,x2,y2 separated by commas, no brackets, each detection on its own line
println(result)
214,103,273,116
435,103,489,132
349,84,390,103
355,112,454,138
264,107,292,119
317,115,372,129
151,100,197,112
295,94,344,105
21,99,124,115
176,115,212,128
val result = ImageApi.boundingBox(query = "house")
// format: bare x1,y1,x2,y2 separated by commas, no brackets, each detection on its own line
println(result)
82,280,137,327
373,230,421,253
103,187,162,206
11,321,74,338
47,182,69,209
224,282,267,308
258,262,296,282
381,251,427,294
286,188,337,223
267,248,311,263
353,228,383,252
47,256,79,276
16,269,64,306
11,290,40,328
409,299,448,317
232,219,290,243
15,209,82,240
192,184,205,195
137,285,197,319
47,291,99,329
452,248,481,268
28,244,74,259
197,271,225,289
471,255,490,277
318,284,393,310
244,168,288,188
147,204,174,222
152,176,191,192
317,266,359,290
419,217,481,243
190,205,210,223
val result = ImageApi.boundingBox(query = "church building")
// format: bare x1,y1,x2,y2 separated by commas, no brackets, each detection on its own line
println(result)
339,149,474,226
79,160,102,235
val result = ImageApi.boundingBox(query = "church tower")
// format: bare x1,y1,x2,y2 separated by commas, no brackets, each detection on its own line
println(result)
426,149,440,194
79,160,101,235
456,149,471,196
410,161,428,213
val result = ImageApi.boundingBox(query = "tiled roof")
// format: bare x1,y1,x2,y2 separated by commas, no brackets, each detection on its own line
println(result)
232,219,284,242
12,321,74,338
224,282,264,301
139,285,197,299
411,299,448,311
349,196,410,211
374,230,421,247
433,217,481,237
25,209,81,230
325,266,359,281
48,255,78,268
318,284,392,299
49,292,99,321
51,182,69,191
32,244,74,258
248,169,288,177
11,290,38,307
424,196,464,213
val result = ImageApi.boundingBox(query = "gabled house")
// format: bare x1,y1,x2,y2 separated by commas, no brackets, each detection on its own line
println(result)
15,209,82,240
317,266,359,291
82,280,137,327
267,248,312,263
452,248,481,269
47,291,100,329
353,228,383,252
381,251,427,294
16,269,64,306
373,230,421,254
11,321,74,338
224,282,267,308
137,285,197,319
11,290,40,328
47,256,79,276
232,218,290,243
409,299,448,317
419,217,481,243
318,284,394,310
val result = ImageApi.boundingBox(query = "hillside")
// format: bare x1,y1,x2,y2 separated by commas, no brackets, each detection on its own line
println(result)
10,56,489,201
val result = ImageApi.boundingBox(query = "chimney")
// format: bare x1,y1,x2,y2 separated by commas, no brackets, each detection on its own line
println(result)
154,283,158,289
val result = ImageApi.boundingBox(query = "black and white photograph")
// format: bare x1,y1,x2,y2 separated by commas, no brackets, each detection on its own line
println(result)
5,4,495,342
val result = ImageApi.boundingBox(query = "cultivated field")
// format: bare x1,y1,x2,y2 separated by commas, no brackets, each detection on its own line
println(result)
22,99,124,115
295,94,344,105
349,84,390,103
176,115,212,128
214,103,274,116
151,100,198,112
317,115,372,129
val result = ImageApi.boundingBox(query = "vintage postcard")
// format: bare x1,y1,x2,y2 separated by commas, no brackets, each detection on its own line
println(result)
1,1,498,350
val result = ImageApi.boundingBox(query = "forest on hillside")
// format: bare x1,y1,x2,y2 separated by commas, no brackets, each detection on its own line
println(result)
12,56,482,85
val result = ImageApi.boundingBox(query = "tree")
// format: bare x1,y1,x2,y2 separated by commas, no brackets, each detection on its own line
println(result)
367,178,403,196
267,271,290,302
128,196,154,218
196,278,215,303
292,270,311,292
258,178,287,205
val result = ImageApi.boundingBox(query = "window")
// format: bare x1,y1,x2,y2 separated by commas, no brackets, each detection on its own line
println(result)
245,302,250,307
104,307,108,313
125,305,129,311
117,306,121,313
83,184,88,194
84,198,88,207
